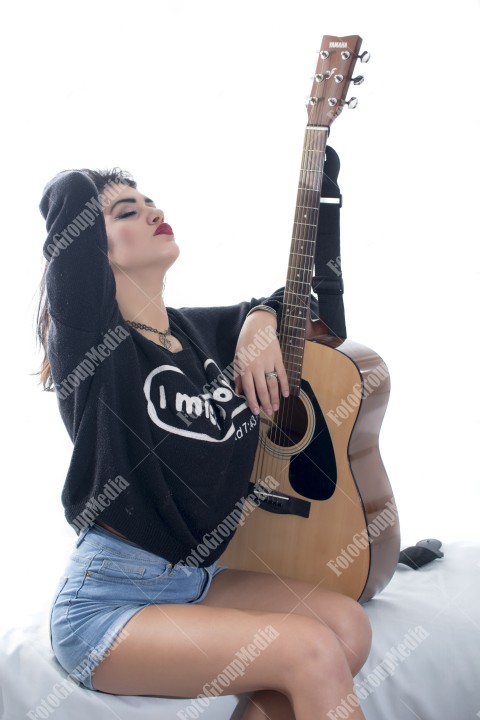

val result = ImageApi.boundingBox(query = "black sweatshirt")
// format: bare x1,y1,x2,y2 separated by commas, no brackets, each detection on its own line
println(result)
39,170,319,566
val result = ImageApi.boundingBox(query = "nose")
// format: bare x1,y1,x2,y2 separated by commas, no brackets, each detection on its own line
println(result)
147,207,164,225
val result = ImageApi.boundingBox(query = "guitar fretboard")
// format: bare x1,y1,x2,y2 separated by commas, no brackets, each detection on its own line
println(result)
280,126,328,393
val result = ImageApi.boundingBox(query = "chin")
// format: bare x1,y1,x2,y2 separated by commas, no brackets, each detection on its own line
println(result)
157,246,180,272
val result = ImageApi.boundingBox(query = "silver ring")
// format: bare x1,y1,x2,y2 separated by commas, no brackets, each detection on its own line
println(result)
265,371,278,381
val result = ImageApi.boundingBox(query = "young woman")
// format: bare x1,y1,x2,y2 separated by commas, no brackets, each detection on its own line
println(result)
36,168,371,720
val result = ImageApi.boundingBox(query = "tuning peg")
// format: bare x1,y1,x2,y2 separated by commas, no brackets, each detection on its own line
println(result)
352,75,364,85
314,70,333,83
359,51,371,63
344,97,358,109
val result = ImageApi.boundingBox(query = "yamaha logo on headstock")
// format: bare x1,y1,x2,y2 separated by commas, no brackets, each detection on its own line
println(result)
306,35,370,127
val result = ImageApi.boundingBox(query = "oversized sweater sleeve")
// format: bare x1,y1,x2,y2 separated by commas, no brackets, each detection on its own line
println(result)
179,288,319,370
39,170,117,332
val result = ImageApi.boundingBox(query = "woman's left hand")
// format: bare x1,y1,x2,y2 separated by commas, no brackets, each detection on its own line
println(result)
233,310,289,416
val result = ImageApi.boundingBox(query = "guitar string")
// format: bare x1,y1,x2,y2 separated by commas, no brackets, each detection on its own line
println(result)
264,124,327,496
254,123,310,493
250,86,328,501
283,125,323,444
279,130,326,496
275,126,312,444
279,125,321,435
254,128,310,489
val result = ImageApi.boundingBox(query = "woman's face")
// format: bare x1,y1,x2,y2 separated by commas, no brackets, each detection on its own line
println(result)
103,183,179,274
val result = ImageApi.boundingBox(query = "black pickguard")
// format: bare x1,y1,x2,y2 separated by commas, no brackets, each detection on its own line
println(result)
289,378,337,500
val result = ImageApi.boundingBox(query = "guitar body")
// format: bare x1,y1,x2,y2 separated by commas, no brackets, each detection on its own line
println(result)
220,320,400,603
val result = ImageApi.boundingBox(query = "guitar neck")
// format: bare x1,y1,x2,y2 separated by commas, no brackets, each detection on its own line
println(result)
280,125,328,394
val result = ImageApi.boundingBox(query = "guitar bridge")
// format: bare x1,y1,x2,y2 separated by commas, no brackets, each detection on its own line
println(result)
247,481,310,518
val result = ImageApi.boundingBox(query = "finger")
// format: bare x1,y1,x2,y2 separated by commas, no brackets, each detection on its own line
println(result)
265,373,280,411
240,371,260,415
253,369,275,416
233,361,246,396
233,372,243,396
275,360,290,398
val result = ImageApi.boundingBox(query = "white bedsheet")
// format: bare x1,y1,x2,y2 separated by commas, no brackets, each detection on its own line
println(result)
354,540,480,720
1,541,479,720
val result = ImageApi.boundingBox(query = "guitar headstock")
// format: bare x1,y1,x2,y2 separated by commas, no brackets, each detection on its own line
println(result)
306,35,369,127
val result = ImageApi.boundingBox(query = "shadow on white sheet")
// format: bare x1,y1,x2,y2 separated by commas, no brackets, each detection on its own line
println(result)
1,542,479,720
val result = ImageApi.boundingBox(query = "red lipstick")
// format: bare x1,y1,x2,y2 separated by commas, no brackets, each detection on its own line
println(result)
154,223,174,236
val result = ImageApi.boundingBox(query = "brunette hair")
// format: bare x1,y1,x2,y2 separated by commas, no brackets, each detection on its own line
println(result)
32,167,136,391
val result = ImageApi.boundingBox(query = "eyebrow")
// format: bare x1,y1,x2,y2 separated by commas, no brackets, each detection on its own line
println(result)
108,196,155,214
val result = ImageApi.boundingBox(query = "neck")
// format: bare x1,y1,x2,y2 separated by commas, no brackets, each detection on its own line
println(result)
113,268,169,332
279,125,328,394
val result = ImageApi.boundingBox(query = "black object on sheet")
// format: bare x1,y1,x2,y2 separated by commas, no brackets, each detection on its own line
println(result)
398,539,444,569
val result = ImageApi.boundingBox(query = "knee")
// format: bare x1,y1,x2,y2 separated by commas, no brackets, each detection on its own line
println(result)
281,616,351,688
331,596,372,675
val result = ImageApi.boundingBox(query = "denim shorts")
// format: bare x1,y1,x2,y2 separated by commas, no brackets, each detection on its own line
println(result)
49,523,229,691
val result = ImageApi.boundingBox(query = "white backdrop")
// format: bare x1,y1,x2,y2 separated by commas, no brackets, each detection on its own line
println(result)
1,0,479,630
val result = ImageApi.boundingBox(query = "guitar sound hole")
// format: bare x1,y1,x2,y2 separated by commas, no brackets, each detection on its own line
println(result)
267,395,308,448
266,380,337,501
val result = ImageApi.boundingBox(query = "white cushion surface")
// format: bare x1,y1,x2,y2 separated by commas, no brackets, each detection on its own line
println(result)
1,541,479,720
0,612,249,720
355,540,480,720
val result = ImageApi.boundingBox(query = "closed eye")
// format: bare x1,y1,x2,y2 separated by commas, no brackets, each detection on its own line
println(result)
116,211,137,220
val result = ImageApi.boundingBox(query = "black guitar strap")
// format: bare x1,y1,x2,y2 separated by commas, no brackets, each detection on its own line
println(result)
313,145,346,340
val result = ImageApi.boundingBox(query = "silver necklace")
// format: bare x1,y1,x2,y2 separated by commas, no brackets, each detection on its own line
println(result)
126,320,172,350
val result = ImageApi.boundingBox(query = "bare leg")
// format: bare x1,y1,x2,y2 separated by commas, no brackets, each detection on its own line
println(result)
200,568,371,718
200,568,372,676
240,689,294,720
91,603,366,719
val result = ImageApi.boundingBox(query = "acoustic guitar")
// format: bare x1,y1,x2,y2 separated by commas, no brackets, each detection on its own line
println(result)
220,35,400,603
